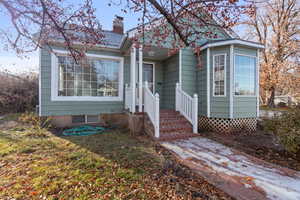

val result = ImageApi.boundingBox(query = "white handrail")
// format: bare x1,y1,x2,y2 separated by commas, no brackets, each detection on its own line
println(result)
144,81,160,138
125,84,133,112
176,83,198,133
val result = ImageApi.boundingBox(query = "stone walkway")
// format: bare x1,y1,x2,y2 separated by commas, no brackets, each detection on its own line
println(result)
161,137,300,200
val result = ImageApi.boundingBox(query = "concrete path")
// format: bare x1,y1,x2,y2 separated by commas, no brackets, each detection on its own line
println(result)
161,137,300,200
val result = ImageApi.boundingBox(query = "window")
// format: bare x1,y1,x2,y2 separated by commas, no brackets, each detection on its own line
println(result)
234,55,256,96
72,115,99,124
72,115,85,123
52,51,123,101
213,54,226,96
86,115,99,123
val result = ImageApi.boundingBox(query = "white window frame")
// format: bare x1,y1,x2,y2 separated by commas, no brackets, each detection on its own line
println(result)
51,49,124,101
233,53,257,97
212,53,227,97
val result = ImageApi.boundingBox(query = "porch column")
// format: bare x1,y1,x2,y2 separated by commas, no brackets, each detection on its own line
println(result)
130,46,136,113
138,46,143,112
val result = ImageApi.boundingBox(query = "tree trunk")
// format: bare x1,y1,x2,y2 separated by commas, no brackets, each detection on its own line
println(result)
267,87,276,108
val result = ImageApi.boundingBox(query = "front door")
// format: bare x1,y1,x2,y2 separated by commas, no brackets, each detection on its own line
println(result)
143,63,154,92
136,62,155,105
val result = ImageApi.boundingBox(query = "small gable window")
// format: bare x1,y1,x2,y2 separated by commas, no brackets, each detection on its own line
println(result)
234,55,256,96
213,54,226,96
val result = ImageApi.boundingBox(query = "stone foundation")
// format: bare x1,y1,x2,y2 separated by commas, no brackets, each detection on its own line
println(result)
199,116,257,133
51,115,73,128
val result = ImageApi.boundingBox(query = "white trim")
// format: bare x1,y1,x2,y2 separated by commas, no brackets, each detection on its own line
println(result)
256,50,260,117
200,39,264,51
38,47,42,116
212,53,227,97
138,47,143,112
207,48,211,117
179,49,182,84
130,47,136,112
233,53,257,97
229,45,234,118
50,51,124,102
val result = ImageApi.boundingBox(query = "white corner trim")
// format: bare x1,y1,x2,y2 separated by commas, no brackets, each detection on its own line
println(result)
50,51,124,102
207,48,211,118
212,53,227,97
179,49,182,84
200,39,264,51
38,48,42,116
256,49,260,117
229,45,234,118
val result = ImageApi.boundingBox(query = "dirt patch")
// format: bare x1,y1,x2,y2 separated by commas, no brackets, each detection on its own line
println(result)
202,130,300,171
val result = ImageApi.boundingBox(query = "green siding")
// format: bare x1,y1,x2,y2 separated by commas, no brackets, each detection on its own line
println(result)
161,54,179,109
181,48,197,96
210,46,231,118
40,46,129,116
197,49,207,116
233,46,258,118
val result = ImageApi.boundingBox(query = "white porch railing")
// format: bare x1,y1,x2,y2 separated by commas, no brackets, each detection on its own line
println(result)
175,83,198,133
125,84,133,112
144,81,160,138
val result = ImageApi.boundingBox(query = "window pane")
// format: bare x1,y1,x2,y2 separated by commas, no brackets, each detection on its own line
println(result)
72,115,85,123
234,55,256,95
214,55,225,96
87,115,99,123
57,55,120,98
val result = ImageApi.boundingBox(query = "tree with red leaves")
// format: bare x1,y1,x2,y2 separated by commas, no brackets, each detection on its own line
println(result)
0,0,253,58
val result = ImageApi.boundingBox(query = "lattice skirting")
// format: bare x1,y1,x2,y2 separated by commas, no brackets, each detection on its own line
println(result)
199,116,257,133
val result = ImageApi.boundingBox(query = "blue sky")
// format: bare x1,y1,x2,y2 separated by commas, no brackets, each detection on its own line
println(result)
0,1,140,73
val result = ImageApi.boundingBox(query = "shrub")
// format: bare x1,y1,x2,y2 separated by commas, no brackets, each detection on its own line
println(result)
264,108,300,154
0,70,38,114
18,112,52,137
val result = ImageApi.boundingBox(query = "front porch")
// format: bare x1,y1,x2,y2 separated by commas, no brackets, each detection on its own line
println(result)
124,46,199,140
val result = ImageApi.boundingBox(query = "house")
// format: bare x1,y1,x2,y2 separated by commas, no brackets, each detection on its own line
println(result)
39,16,264,140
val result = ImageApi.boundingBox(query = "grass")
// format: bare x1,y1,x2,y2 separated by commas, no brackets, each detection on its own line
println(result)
0,121,167,200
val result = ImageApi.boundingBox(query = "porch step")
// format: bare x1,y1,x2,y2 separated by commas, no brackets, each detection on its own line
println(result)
144,109,198,141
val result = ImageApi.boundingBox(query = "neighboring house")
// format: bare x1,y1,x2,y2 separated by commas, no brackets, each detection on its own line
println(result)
39,16,264,140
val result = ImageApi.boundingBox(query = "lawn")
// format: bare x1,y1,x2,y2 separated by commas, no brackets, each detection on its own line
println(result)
0,114,231,200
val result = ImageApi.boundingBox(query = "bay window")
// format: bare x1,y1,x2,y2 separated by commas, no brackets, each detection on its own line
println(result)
234,54,256,96
52,52,123,101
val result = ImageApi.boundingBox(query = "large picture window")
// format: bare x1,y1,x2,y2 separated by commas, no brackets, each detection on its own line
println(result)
52,52,123,101
213,54,226,96
234,55,256,96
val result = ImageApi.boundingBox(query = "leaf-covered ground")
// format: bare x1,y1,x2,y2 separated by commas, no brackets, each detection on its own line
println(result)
202,131,300,171
0,115,231,200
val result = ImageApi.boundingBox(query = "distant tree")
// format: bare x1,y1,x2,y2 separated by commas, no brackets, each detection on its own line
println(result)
0,0,252,58
242,0,300,107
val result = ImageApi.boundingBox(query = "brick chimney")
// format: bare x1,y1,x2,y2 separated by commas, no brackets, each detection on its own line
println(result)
112,16,124,34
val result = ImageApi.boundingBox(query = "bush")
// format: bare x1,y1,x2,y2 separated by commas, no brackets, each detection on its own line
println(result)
18,112,52,137
264,108,300,154
0,70,38,114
